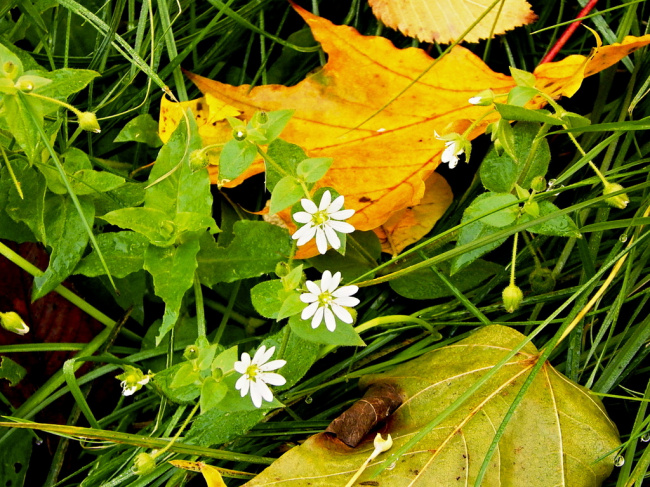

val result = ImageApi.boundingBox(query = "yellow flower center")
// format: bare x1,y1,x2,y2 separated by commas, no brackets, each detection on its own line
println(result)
318,292,333,306
312,210,330,226
246,364,260,379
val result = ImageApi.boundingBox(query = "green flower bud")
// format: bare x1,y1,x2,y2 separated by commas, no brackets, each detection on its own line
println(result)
255,111,269,124
212,367,223,380
0,311,29,335
189,149,209,172
159,220,175,238
468,89,495,106
183,344,200,361
530,176,547,193
502,284,524,313
77,112,101,133
233,127,247,141
3,61,18,79
132,452,156,475
529,268,555,294
603,182,629,209
275,262,290,277
14,78,34,92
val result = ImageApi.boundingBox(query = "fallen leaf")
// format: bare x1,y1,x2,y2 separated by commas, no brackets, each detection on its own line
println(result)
532,34,650,99
374,172,453,255
243,325,620,486
368,0,537,44
159,94,265,188
163,6,650,259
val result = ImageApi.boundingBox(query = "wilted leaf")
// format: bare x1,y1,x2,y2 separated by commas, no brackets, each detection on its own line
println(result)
244,325,620,487
368,0,537,44
375,173,453,255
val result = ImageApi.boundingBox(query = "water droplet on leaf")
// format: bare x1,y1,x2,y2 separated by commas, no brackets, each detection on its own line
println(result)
614,454,625,467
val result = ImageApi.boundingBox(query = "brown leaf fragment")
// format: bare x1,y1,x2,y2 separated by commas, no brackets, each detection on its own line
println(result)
325,383,402,447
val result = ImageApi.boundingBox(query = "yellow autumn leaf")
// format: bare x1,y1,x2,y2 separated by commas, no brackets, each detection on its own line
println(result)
368,0,537,44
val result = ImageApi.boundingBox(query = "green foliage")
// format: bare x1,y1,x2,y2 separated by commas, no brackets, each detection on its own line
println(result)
0,356,26,386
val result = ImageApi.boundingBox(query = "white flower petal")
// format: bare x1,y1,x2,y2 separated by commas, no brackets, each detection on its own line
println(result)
315,228,328,254
260,359,287,372
235,374,250,396
234,353,251,373
123,385,137,396
300,198,318,214
249,382,263,408
327,271,342,292
321,270,333,286
328,194,345,213
330,303,353,323
332,284,359,298
301,301,320,320
305,280,322,295
293,224,316,244
468,96,481,105
333,295,360,308
328,220,355,234
448,154,459,169
323,307,336,332
324,225,341,250
318,190,332,211
259,371,286,386
300,292,318,304
138,377,150,386
441,145,455,164
256,345,276,365
293,211,313,224
311,306,325,328
251,345,268,365
255,379,274,403
330,209,355,220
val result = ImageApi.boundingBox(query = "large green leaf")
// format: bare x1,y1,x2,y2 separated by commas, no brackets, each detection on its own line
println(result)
33,194,95,300
144,239,201,345
480,122,550,193
244,325,620,487
4,158,47,242
74,231,149,278
197,220,291,286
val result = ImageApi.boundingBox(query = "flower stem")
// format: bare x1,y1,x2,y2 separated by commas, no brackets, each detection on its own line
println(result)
510,232,519,286
0,146,23,199
25,91,83,117
278,324,291,360
194,273,206,339
256,146,311,198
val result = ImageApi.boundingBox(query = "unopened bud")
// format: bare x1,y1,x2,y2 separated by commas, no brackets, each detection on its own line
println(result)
530,176,547,193
468,89,495,106
183,344,200,361
233,127,247,141
189,149,209,172
132,452,156,475
0,312,29,335
77,112,101,133
255,111,269,124
3,61,18,79
15,78,34,92
529,268,555,294
502,284,524,313
603,182,629,209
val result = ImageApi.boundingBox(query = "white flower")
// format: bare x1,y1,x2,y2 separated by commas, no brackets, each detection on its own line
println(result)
292,190,355,254
0,311,29,335
435,131,466,169
468,95,482,105
116,366,153,396
300,270,360,332
468,89,495,106
234,345,286,408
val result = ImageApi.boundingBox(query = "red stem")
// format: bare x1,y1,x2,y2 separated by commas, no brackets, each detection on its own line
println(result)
539,0,600,64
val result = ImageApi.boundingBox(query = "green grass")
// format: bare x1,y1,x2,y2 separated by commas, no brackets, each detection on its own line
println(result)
1,0,649,486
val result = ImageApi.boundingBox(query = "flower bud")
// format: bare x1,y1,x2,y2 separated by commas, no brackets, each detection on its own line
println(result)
77,111,101,133
0,312,29,335
502,284,524,313
14,78,34,92
183,344,200,361
255,111,269,124
132,452,156,475
468,89,495,106
189,149,209,172
3,61,18,79
233,127,247,141
530,176,547,193
603,182,629,209
529,268,555,294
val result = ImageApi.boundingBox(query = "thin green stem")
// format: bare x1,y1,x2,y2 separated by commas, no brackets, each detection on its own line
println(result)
0,146,23,199
194,273,206,339
256,145,311,198
510,232,519,285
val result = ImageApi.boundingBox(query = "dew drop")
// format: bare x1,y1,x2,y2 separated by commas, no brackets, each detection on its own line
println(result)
619,234,628,243
35,439,43,446
377,128,386,133
614,454,625,467
641,432,650,443
386,462,397,471
304,396,313,404
547,179,557,190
